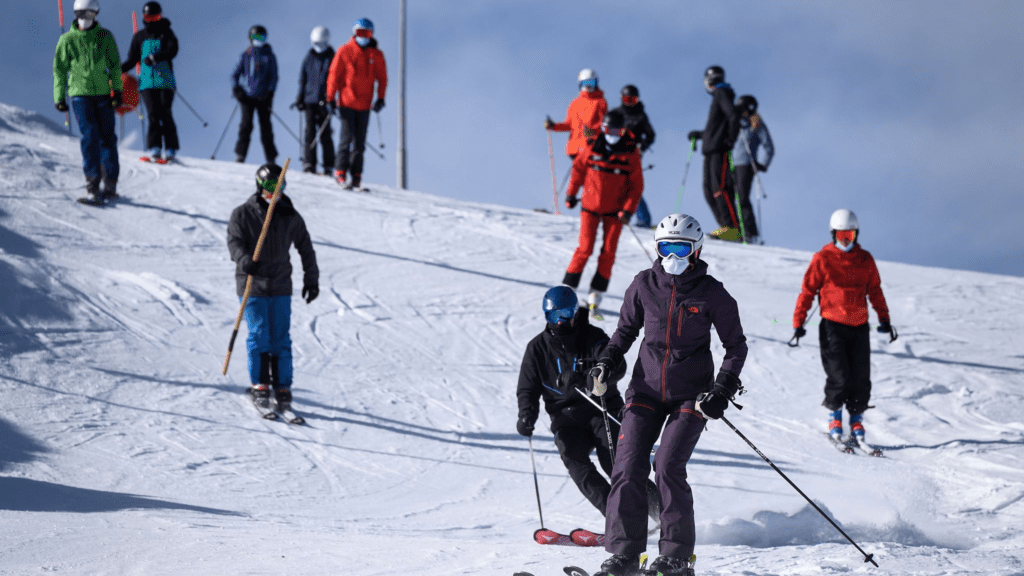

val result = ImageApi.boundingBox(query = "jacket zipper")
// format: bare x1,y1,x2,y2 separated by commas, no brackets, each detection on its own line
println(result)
677,303,685,336
661,284,676,402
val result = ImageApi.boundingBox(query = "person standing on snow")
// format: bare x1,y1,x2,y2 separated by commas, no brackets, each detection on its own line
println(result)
611,84,656,228
730,94,773,244
563,110,644,317
121,1,180,164
227,164,319,413
294,26,336,174
325,18,387,190
791,209,895,448
589,213,748,576
53,0,123,204
546,69,608,161
516,287,662,521
687,66,741,241
231,25,279,164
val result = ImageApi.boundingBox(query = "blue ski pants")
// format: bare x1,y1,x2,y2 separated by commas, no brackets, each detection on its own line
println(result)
242,295,293,388
71,96,119,182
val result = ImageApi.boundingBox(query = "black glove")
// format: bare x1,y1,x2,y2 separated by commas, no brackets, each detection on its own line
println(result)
239,257,263,277
110,91,123,109
755,162,768,172
516,417,535,438
56,100,69,112
144,54,158,67
233,86,247,101
696,371,743,420
544,116,555,130
302,283,319,304
794,326,806,339
294,101,307,111
618,210,632,224
565,195,579,209
877,320,897,342
687,130,702,142
372,98,385,112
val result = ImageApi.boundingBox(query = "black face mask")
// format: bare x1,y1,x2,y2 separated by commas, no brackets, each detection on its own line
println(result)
547,320,576,336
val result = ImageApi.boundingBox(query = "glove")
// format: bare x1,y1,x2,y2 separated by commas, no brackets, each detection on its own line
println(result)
239,257,263,277
516,417,535,438
144,54,157,67
794,326,806,339
544,116,555,130
589,361,611,397
110,91,122,109
233,86,247,101
755,162,768,173
565,195,579,209
877,320,891,334
696,372,742,420
687,130,702,142
373,98,385,112
55,100,69,112
302,283,319,304
618,210,632,224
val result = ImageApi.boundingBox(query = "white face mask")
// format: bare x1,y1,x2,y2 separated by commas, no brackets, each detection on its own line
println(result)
252,39,266,47
355,36,371,47
312,42,328,53
604,134,621,145
78,17,95,29
661,256,690,275
835,240,855,252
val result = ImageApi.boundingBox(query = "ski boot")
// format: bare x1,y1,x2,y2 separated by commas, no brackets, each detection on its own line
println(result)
248,383,271,409
588,290,604,321
162,149,176,164
344,173,362,191
646,555,695,576
334,169,346,186
596,553,642,576
274,388,292,412
101,178,118,202
140,147,161,163
828,408,843,442
849,412,866,447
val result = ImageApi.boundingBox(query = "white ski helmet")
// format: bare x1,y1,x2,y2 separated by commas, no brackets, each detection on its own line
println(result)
310,26,330,46
829,209,859,231
73,0,100,12
655,213,704,256
578,68,598,90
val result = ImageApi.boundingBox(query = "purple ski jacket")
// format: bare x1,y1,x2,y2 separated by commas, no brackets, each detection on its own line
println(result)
604,259,747,403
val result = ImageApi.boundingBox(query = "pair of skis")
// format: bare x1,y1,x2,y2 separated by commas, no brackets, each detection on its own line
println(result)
248,392,305,424
827,433,883,457
534,528,603,547
139,155,178,165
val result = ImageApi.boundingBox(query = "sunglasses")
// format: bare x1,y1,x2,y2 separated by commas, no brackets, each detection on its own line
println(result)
657,241,694,259
545,306,576,325
354,28,373,38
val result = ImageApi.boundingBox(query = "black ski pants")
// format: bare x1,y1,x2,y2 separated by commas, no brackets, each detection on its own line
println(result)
732,164,759,238
235,97,277,163
334,107,370,177
702,151,736,229
554,414,617,514
303,105,335,172
819,318,872,415
140,88,180,151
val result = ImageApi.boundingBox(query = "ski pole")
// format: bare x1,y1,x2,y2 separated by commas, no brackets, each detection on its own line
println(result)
375,111,385,149
174,89,208,127
211,103,239,159
674,137,696,213
787,303,819,347
132,12,140,75
271,111,301,144
740,131,768,241
546,130,561,215
574,387,622,426
222,158,291,375
527,436,545,529
365,143,385,160
730,153,748,244
309,110,332,150
600,395,616,461
718,414,878,567
626,223,654,264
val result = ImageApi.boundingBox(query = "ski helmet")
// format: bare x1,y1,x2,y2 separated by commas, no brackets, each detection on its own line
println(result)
542,286,579,326
73,0,100,13
255,164,285,199
736,94,758,115
655,214,704,274
142,2,161,17
249,25,268,43
621,84,639,106
601,110,626,144
311,26,330,49
353,18,374,34
703,65,725,93
829,209,859,231
578,68,598,91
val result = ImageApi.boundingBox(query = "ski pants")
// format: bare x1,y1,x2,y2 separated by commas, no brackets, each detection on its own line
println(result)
819,319,871,415
554,413,618,514
71,95,119,184
566,210,623,293
702,152,736,229
242,295,293,389
303,105,335,172
731,164,759,238
605,394,704,559
334,107,370,177
634,196,652,228
235,97,277,163
140,88,180,151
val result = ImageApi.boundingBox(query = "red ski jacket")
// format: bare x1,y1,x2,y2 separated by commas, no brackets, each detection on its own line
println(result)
793,243,890,328
566,135,644,216
326,37,387,111
551,89,607,157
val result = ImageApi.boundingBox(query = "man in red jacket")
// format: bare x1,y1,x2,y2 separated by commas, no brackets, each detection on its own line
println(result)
563,110,643,317
325,18,387,190
792,209,896,447
546,68,608,160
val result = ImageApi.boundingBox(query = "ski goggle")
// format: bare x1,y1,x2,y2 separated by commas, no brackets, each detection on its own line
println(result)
657,240,694,259
354,28,373,38
579,78,597,91
622,95,638,106
143,14,162,23
258,178,286,197
250,32,267,43
75,9,98,18
545,306,576,325
835,229,856,245
602,125,625,137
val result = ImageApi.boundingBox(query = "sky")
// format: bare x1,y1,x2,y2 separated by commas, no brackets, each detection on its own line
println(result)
2,0,1023,277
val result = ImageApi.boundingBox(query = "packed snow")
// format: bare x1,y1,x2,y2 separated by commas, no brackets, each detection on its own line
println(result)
1,102,1023,575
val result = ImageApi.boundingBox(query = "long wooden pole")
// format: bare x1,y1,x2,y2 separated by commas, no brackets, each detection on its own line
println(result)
222,158,291,375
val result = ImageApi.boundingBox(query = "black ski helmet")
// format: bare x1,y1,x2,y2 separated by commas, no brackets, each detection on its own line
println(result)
736,94,758,115
255,163,283,192
249,25,268,41
703,65,725,92
602,109,626,130
620,84,639,98
142,1,161,16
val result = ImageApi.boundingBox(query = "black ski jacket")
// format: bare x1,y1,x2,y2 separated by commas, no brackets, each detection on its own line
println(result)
121,18,178,80
227,192,318,297
517,308,626,433
613,102,656,152
700,83,740,155
296,47,336,105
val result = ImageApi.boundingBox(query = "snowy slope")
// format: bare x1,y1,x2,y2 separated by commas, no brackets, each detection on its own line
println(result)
1,101,1023,575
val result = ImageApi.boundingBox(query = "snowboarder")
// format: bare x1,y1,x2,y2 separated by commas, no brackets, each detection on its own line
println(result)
611,84,656,228
791,209,894,446
227,164,319,412
294,26,336,174
546,69,608,160
231,25,279,164
731,95,773,244
590,213,748,576
52,0,123,204
562,110,644,317
121,1,179,164
687,66,741,241
325,18,387,190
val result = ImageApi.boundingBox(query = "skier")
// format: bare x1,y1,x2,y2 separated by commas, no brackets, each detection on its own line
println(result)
563,110,644,317
590,213,748,576
611,84,656,228
52,0,123,204
687,66,741,241
294,26,335,174
231,25,279,164
792,209,894,447
121,1,179,164
730,95,773,244
325,18,387,190
546,69,608,160
227,164,319,412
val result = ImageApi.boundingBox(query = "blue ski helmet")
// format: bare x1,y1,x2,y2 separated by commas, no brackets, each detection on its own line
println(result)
542,286,579,325
353,18,374,34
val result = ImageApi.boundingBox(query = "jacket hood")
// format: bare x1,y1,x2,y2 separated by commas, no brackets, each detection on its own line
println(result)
249,43,274,55
251,191,296,216
308,46,335,59
350,37,379,50
580,88,605,100
143,18,171,33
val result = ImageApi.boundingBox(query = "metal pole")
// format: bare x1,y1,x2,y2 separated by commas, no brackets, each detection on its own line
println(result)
627,223,654,264
674,138,696,213
527,437,545,529
546,131,561,215
175,89,209,127
271,111,301,144
397,0,407,189
211,103,239,159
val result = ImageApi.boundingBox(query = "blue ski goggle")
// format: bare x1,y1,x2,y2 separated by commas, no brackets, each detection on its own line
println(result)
250,33,267,43
657,240,694,259
579,78,597,91
545,306,576,325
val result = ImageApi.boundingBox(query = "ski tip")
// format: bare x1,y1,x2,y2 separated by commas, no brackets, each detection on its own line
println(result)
514,572,535,576
261,411,279,420
564,566,590,576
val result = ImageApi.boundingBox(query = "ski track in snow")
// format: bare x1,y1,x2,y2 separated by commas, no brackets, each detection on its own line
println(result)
2,102,1024,574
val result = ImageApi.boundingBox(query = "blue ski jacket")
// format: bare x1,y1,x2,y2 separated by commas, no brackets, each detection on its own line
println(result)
232,44,278,100
732,114,774,168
